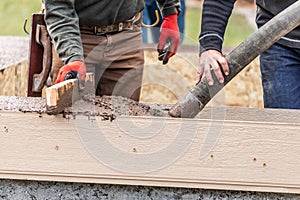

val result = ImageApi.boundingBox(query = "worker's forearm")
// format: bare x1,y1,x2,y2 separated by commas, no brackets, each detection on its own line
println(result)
44,0,84,64
199,0,236,54
156,0,181,17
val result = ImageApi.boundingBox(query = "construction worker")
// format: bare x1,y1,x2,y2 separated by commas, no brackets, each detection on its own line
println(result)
44,0,180,101
197,0,300,109
142,0,163,43
142,0,185,43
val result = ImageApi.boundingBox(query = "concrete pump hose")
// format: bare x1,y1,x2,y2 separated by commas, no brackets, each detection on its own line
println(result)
169,0,300,118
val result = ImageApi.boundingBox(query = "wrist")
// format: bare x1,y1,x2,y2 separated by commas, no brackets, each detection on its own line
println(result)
67,56,84,65
164,12,178,21
68,60,84,65
162,7,179,18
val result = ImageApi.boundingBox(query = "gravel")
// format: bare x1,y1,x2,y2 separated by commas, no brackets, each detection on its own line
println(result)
0,36,29,70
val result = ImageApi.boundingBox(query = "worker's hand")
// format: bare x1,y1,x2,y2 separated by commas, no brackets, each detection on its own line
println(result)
55,60,86,84
157,13,180,65
196,50,229,85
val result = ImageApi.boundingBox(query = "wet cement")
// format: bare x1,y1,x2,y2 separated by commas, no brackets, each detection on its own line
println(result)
0,95,169,118
67,95,170,118
0,96,46,113
0,179,299,200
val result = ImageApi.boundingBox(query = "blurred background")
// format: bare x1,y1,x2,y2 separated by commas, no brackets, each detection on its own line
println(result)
0,0,255,46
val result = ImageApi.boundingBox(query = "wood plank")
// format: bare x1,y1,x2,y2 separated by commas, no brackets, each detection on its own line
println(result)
45,73,94,114
45,78,77,114
0,107,300,194
0,61,28,96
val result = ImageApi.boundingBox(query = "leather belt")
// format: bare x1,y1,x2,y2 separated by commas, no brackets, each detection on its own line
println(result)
80,13,140,35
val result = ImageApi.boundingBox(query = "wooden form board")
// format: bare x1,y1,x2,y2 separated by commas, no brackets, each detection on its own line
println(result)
0,61,28,97
46,73,94,114
0,107,300,194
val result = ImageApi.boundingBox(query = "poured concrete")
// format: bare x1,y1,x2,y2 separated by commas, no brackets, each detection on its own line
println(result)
0,96,45,113
0,36,29,70
0,179,299,200
0,95,169,117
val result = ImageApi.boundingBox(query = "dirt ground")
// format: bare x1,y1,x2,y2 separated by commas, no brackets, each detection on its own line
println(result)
141,50,263,108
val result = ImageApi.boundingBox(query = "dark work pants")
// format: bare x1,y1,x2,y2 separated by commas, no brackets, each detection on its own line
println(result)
260,43,300,109
81,25,144,102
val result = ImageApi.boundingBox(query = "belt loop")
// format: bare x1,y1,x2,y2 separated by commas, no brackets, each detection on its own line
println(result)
118,22,123,31
105,34,113,52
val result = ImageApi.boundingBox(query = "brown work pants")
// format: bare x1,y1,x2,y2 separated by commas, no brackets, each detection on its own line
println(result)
52,25,144,102
81,25,144,101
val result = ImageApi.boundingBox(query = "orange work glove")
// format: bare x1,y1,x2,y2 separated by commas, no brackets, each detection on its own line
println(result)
157,13,180,65
55,60,86,84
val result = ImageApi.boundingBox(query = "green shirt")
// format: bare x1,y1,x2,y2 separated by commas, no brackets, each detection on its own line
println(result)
44,0,180,63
